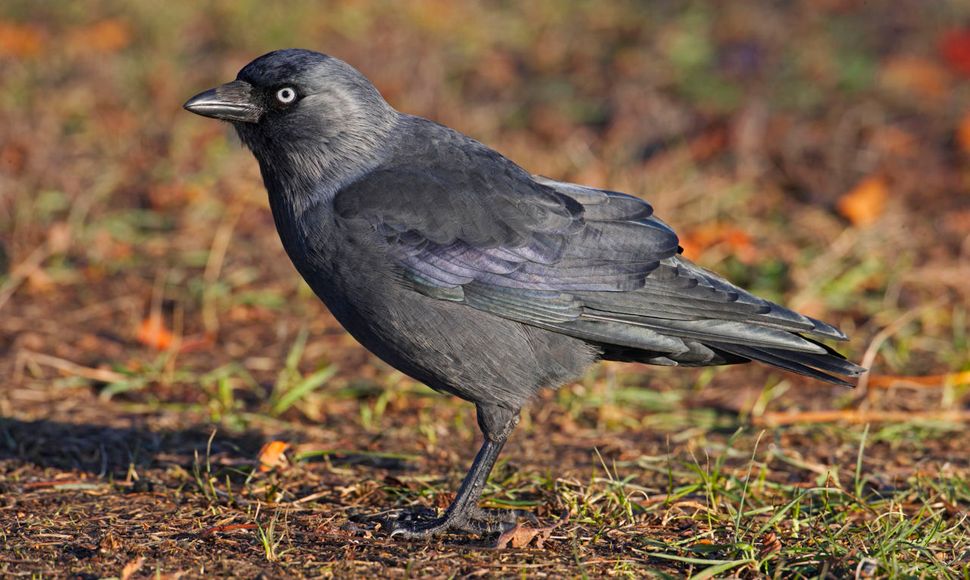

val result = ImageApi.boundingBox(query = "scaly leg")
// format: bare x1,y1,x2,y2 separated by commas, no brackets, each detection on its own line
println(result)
390,403,525,538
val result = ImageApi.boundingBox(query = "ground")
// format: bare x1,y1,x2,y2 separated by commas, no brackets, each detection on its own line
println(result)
1,1,969,578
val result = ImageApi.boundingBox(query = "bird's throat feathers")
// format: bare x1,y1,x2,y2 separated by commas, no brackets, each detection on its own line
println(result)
237,109,399,215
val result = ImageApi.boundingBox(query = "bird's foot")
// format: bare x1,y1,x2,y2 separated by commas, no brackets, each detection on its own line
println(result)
388,506,535,539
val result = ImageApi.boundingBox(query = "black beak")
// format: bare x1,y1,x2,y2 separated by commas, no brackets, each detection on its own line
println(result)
183,80,262,123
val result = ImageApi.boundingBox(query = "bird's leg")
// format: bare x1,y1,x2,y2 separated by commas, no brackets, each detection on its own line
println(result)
390,403,522,538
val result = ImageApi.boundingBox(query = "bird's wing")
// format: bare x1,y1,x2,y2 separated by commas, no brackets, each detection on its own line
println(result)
332,152,678,300
334,162,861,384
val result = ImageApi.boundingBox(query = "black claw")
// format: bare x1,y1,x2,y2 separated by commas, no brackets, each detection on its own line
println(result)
387,507,530,539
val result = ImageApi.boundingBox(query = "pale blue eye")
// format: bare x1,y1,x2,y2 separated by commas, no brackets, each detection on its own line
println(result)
276,87,296,104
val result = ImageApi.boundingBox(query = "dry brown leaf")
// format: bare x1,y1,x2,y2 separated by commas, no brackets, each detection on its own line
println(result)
0,22,43,57
759,532,782,557
494,516,564,549
494,523,547,549
837,176,888,227
258,440,289,472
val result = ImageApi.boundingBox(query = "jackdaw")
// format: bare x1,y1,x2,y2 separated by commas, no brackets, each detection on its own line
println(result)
184,49,864,538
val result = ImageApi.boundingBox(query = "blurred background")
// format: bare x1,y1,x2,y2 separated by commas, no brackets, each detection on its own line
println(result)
1,1,969,577
3,0,966,412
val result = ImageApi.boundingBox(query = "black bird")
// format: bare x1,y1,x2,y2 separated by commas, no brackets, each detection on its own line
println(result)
184,49,864,538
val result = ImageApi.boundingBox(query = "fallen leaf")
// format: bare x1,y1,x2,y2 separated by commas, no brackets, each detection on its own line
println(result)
941,27,970,77
679,223,757,262
137,314,174,350
759,532,782,557
837,176,888,226
258,440,289,472
0,22,43,57
495,523,541,549
494,515,565,549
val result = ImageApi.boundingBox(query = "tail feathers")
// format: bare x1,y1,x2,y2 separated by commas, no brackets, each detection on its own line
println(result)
806,317,848,341
709,342,865,387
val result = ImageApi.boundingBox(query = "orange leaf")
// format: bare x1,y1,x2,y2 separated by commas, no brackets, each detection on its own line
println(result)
0,22,43,57
941,27,970,77
137,315,174,350
257,441,289,472
679,223,757,262
837,176,888,227
68,19,131,54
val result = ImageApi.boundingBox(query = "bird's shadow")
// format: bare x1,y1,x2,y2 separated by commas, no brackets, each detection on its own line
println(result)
0,416,413,479
0,416,267,478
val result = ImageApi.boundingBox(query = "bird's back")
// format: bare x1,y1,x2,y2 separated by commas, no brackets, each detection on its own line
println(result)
278,188,598,409
273,115,859,410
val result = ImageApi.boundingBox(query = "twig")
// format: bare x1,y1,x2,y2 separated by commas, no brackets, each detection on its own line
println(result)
856,299,946,397
754,409,970,426
202,209,242,336
14,350,127,384
0,243,53,312
866,371,970,390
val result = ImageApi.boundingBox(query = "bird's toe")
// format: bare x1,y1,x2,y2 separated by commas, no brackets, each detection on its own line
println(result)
386,506,531,539
388,517,449,539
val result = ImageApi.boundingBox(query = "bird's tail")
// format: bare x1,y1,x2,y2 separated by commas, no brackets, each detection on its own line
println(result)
706,340,866,387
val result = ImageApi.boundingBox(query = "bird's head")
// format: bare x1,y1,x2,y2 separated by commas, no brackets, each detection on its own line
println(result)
184,50,397,194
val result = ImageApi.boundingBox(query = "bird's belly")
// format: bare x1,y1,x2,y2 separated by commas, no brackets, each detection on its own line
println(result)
295,245,595,408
